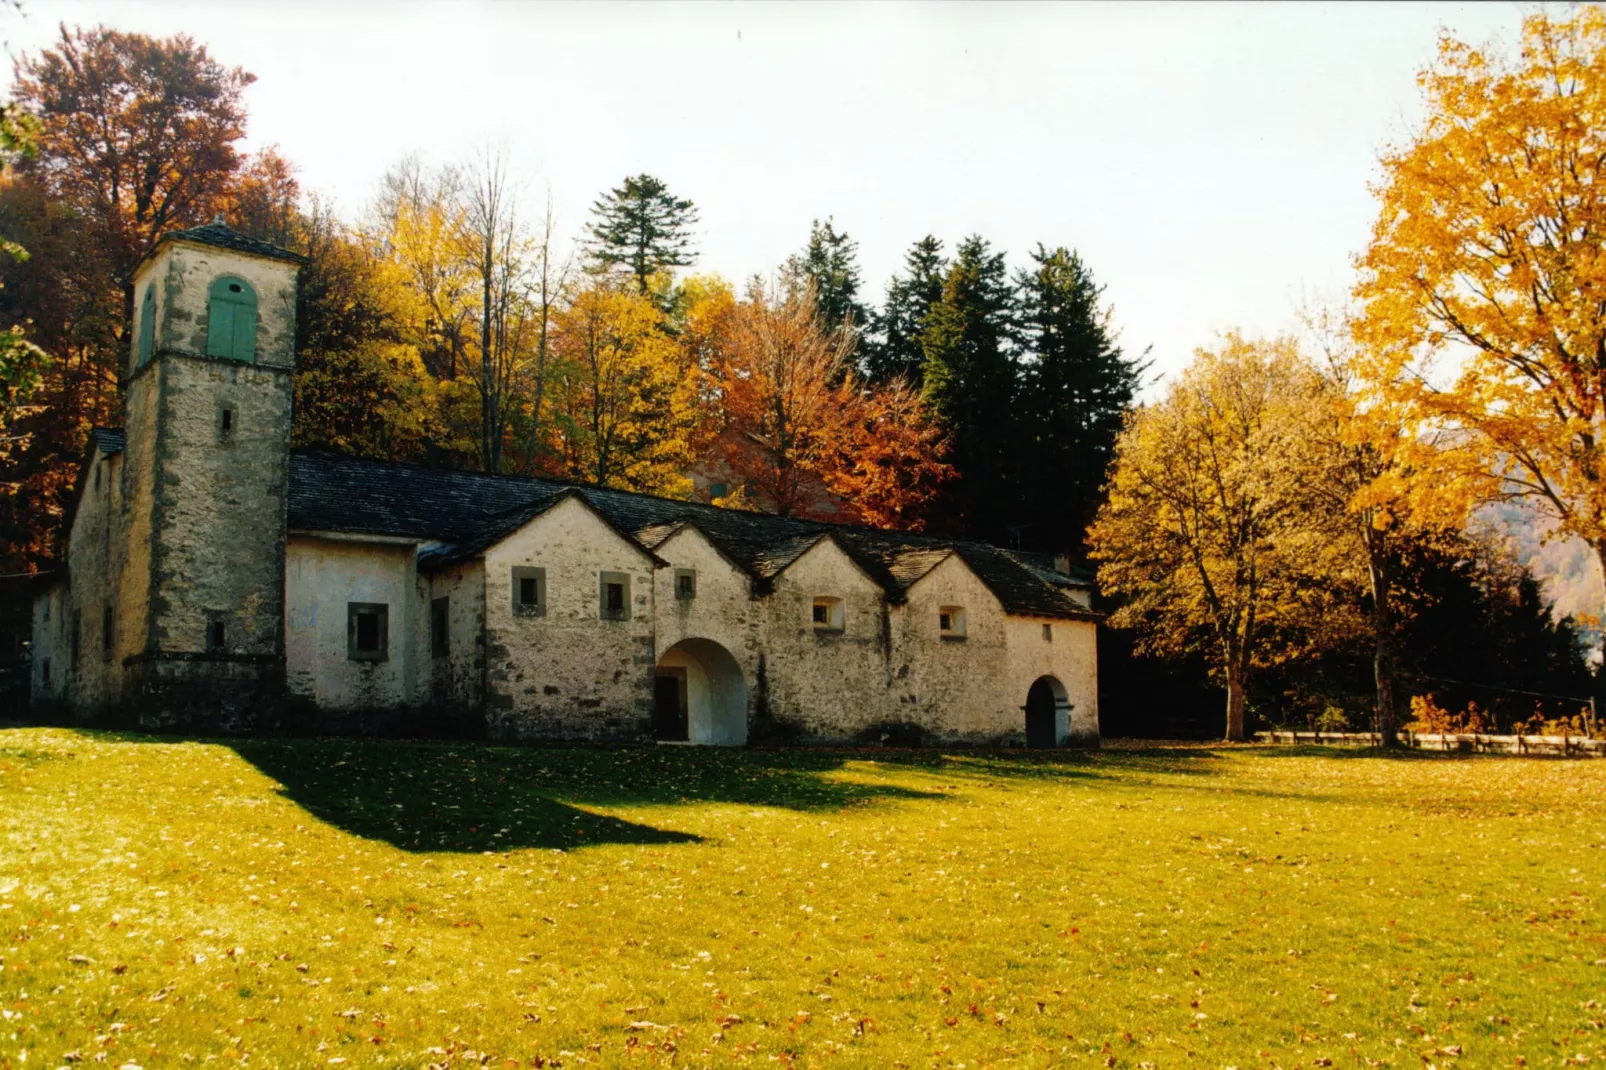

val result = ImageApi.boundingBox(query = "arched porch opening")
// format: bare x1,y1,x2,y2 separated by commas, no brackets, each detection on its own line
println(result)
1025,675,1070,749
655,638,748,746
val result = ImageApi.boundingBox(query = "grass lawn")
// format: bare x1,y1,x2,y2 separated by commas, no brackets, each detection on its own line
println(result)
2,728,1604,1069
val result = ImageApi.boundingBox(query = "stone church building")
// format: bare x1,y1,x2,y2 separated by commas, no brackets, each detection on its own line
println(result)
29,222,1102,746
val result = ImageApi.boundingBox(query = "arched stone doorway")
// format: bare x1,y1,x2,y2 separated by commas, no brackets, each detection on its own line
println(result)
655,638,748,745
1025,675,1069,749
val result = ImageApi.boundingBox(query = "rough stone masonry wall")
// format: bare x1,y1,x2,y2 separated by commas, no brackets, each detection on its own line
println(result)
146,241,298,373
118,242,299,730
482,498,657,741
49,447,129,714
426,561,486,721
885,554,1018,742
755,539,897,739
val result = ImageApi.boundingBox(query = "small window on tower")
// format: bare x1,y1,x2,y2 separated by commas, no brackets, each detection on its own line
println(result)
41,658,51,686
71,609,81,664
674,568,696,600
347,602,389,662
599,571,631,621
220,407,235,438
511,566,546,616
94,464,101,493
102,605,114,661
42,594,49,623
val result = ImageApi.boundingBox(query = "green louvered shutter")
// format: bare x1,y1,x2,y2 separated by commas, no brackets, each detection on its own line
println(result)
137,286,156,366
206,277,257,361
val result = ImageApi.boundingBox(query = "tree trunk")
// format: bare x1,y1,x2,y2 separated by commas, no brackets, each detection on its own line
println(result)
1365,529,1399,747
1225,659,1247,742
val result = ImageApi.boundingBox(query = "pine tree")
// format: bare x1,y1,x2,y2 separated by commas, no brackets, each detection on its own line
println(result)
585,174,699,297
783,218,868,332
1014,244,1144,559
920,235,1018,540
863,236,946,385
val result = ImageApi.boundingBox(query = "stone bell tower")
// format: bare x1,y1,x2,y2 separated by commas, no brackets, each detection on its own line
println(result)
120,219,304,730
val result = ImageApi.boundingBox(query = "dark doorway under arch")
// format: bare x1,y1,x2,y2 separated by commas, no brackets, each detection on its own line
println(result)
655,638,748,745
1025,675,1069,748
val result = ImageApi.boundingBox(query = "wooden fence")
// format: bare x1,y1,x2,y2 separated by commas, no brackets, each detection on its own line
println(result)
1255,729,1606,757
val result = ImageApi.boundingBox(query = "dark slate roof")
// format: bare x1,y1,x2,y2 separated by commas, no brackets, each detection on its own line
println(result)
91,427,126,457
286,448,1099,621
155,219,305,265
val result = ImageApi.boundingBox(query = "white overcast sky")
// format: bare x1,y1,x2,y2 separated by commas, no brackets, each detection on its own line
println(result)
5,1,1529,388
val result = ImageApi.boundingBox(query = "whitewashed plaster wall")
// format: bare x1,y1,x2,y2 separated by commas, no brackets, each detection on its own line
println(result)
651,527,761,672
284,535,420,711
757,538,893,736
1003,616,1100,743
888,554,1018,740
481,497,657,741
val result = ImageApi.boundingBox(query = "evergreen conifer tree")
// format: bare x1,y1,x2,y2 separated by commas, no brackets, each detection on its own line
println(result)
1014,244,1144,558
920,235,1018,540
783,218,868,332
864,236,946,385
585,174,699,297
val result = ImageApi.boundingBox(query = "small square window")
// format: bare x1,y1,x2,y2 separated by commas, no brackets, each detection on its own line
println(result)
600,571,631,621
674,568,696,600
347,602,389,662
812,597,844,632
939,605,967,639
205,617,227,653
431,596,449,658
709,482,728,501
511,566,546,616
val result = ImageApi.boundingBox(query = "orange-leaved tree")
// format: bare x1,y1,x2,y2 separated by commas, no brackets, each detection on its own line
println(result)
1353,8,1606,680
713,278,951,527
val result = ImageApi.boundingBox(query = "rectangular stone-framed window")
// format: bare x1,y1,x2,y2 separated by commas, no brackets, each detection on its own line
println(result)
939,604,967,639
674,568,696,600
347,602,389,662
812,596,844,632
219,404,236,441
205,611,227,653
600,571,631,621
102,605,114,661
431,596,450,658
511,566,546,616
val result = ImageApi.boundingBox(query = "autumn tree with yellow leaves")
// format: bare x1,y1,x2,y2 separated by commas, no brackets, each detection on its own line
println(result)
1088,335,1362,741
548,280,699,496
1354,7,1606,682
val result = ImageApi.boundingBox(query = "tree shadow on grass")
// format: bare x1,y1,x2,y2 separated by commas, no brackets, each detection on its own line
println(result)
224,738,947,854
